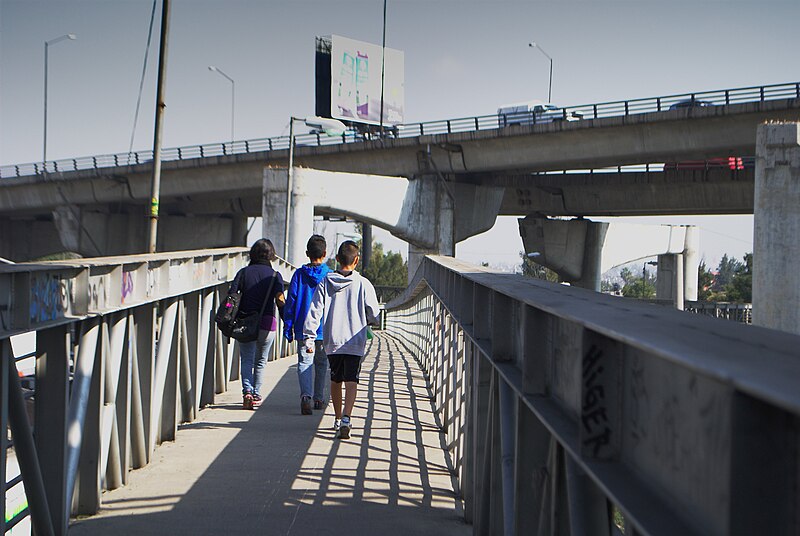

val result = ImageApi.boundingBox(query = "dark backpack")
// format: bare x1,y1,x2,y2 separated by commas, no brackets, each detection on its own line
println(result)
215,270,243,338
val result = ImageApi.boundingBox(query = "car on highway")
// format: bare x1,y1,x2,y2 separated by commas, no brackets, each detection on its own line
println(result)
668,98,714,110
498,100,583,126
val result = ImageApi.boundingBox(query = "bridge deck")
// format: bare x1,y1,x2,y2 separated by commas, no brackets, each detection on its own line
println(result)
68,333,468,535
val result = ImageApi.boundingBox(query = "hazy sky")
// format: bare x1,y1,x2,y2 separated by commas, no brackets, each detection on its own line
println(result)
2,0,799,270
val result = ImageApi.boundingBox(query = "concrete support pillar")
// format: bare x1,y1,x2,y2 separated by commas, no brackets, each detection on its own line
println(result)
683,225,700,302
574,221,608,291
262,167,314,265
753,122,800,334
362,222,373,271
657,253,685,310
230,215,248,247
406,178,454,283
518,216,608,291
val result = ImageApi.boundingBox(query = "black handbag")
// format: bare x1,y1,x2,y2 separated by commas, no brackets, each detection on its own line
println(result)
222,273,277,343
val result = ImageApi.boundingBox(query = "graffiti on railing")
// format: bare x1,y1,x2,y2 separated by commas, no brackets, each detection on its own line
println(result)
29,273,71,323
121,271,135,304
582,344,612,458
89,277,108,311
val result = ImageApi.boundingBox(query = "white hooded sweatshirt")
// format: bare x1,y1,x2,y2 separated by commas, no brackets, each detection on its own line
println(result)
302,270,381,357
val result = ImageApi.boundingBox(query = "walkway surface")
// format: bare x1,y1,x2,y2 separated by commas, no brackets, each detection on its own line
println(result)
69,333,469,536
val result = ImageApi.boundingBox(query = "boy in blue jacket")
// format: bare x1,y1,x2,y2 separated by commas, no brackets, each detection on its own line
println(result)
283,235,332,415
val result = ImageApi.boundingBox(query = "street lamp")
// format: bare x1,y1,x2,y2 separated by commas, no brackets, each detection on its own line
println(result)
285,116,348,258
208,65,235,146
43,33,77,172
528,41,553,104
643,260,658,298
335,231,362,255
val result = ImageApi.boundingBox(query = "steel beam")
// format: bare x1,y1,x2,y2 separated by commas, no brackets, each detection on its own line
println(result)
35,325,70,535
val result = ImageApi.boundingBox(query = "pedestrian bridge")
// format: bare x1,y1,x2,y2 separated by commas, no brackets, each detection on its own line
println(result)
2,248,799,535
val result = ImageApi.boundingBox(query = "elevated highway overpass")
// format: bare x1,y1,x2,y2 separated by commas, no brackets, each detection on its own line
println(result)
0,82,796,281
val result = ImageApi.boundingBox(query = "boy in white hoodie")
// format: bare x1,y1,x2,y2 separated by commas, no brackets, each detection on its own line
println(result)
303,240,380,439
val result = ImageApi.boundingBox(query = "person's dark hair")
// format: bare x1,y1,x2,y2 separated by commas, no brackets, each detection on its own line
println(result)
306,234,327,260
249,238,276,264
337,240,359,267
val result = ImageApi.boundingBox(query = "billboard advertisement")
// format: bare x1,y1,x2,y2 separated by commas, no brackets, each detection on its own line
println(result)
329,35,404,126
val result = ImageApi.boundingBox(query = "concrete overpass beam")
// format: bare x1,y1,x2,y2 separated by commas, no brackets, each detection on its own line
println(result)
753,122,800,334
518,216,609,291
262,168,503,272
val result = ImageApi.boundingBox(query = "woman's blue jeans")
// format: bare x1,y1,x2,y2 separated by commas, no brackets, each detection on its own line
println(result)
297,340,328,401
239,330,276,396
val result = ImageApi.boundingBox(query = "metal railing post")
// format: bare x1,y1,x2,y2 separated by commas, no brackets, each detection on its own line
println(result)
7,354,56,536
0,340,8,536
35,325,71,535
64,318,100,515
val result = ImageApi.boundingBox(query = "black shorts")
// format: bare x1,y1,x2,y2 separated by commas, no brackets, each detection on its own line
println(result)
328,354,362,383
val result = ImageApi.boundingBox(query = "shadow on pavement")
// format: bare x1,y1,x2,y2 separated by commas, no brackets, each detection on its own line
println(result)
69,334,468,535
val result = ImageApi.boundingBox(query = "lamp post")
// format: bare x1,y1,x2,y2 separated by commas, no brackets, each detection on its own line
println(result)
285,116,347,260
208,65,235,146
335,231,362,253
528,41,553,103
43,33,77,173
643,260,658,298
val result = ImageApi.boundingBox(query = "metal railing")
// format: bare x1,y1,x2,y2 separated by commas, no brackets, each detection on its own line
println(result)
685,300,752,324
1,248,296,535
384,256,800,536
1,80,797,179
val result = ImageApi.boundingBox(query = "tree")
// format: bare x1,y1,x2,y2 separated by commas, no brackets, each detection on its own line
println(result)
713,254,743,291
620,265,656,299
697,261,715,301
519,252,559,282
725,253,752,302
360,242,407,287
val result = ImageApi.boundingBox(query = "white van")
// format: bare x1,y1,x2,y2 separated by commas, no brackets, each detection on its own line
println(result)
497,100,583,126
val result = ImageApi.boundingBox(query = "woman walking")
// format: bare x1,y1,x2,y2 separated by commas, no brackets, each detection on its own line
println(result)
230,239,285,409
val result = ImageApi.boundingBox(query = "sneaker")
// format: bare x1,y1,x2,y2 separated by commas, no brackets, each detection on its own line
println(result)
242,393,253,410
301,396,312,415
252,394,262,409
313,399,326,410
333,418,341,431
339,415,351,439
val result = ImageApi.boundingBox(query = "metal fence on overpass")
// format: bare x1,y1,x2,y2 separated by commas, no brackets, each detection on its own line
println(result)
384,256,800,536
1,248,296,535
1,80,797,179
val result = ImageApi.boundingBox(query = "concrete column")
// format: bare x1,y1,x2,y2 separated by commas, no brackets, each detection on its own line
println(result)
574,221,609,291
263,168,289,259
287,169,315,266
362,222,373,271
53,206,81,252
753,122,800,334
406,179,455,283
657,253,685,309
230,215,248,247
683,225,700,302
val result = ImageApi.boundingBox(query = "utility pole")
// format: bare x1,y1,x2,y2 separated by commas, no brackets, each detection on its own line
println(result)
148,0,171,253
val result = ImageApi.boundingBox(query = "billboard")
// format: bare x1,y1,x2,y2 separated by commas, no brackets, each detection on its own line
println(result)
328,35,404,126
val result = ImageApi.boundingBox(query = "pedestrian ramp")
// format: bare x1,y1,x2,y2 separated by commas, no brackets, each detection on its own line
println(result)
68,333,469,535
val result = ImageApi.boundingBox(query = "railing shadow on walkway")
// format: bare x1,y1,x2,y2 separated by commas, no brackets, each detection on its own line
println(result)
68,333,468,535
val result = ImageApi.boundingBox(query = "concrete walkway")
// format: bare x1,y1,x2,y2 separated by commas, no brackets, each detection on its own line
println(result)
69,333,469,536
